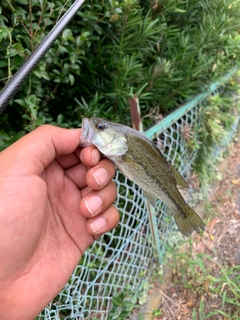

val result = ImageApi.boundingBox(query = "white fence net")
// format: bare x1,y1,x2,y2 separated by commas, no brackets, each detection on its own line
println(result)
38,71,237,319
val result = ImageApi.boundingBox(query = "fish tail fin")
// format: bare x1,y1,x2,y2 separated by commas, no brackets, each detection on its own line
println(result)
173,206,205,237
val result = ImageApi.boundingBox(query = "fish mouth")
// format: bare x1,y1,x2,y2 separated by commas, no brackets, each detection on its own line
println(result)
80,118,93,146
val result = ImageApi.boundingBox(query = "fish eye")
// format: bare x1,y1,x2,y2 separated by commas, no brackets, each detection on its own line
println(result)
96,122,106,131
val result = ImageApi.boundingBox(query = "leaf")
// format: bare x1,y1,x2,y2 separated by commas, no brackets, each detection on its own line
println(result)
232,178,240,185
82,31,91,38
15,0,28,4
33,70,50,80
112,297,122,307
0,60,8,68
15,99,26,107
57,114,63,124
62,29,75,42
0,131,9,140
68,73,75,86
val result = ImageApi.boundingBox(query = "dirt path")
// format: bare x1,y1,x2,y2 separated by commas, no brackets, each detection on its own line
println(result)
156,134,240,319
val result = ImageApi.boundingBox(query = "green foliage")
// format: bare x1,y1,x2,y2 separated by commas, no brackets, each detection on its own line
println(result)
161,238,240,319
1,0,240,150
191,76,240,188
108,283,145,319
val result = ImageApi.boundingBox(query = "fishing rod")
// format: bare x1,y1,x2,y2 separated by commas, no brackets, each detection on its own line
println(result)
0,0,86,113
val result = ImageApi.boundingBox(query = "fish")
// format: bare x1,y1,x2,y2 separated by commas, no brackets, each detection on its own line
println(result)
80,117,205,236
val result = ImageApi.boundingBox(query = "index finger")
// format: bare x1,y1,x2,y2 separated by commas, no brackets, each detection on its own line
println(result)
55,146,102,169
55,146,103,182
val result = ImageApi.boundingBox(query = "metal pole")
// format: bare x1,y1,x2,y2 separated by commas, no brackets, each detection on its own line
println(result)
130,96,163,265
0,0,86,112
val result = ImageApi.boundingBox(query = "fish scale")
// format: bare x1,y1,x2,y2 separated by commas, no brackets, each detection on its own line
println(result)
112,135,185,214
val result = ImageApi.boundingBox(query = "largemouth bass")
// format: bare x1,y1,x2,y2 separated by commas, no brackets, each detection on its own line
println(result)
80,117,205,236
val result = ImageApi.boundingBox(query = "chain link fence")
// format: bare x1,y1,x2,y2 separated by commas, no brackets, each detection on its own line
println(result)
38,69,238,320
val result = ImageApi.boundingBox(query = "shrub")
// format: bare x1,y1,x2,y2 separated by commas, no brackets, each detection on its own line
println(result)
0,0,240,149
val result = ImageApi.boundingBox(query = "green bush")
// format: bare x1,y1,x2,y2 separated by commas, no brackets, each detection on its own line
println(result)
0,0,240,149
191,77,240,187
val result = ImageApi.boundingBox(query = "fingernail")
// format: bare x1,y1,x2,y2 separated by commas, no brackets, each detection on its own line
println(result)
85,196,103,215
91,149,100,165
90,217,106,234
93,168,108,187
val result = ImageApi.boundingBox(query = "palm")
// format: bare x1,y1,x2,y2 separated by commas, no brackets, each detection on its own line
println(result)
1,159,94,314
0,126,118,320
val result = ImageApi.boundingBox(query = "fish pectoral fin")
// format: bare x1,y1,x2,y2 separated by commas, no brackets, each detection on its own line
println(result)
172,167,189,188
142,190,158,207
115,159,143,181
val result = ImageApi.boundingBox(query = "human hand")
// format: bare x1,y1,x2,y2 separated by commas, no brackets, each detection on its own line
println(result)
0,125,119,320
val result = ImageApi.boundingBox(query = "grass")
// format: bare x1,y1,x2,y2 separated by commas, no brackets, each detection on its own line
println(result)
156,201,240,320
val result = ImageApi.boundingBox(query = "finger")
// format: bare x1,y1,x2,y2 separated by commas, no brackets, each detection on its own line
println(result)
86,205,119,236
80,145,102,166
56,153,79,169
79,181,117,217
65,163,88,189
56,145,102,170
1,126,82,176
64,157,116,190
86,158,116,190
56,147,82,169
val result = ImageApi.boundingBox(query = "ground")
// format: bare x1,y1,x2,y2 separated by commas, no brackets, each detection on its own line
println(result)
130,133,240,320
155,133,240,319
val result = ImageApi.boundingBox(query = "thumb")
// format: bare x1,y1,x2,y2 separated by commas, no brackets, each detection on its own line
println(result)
0,125,81,176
